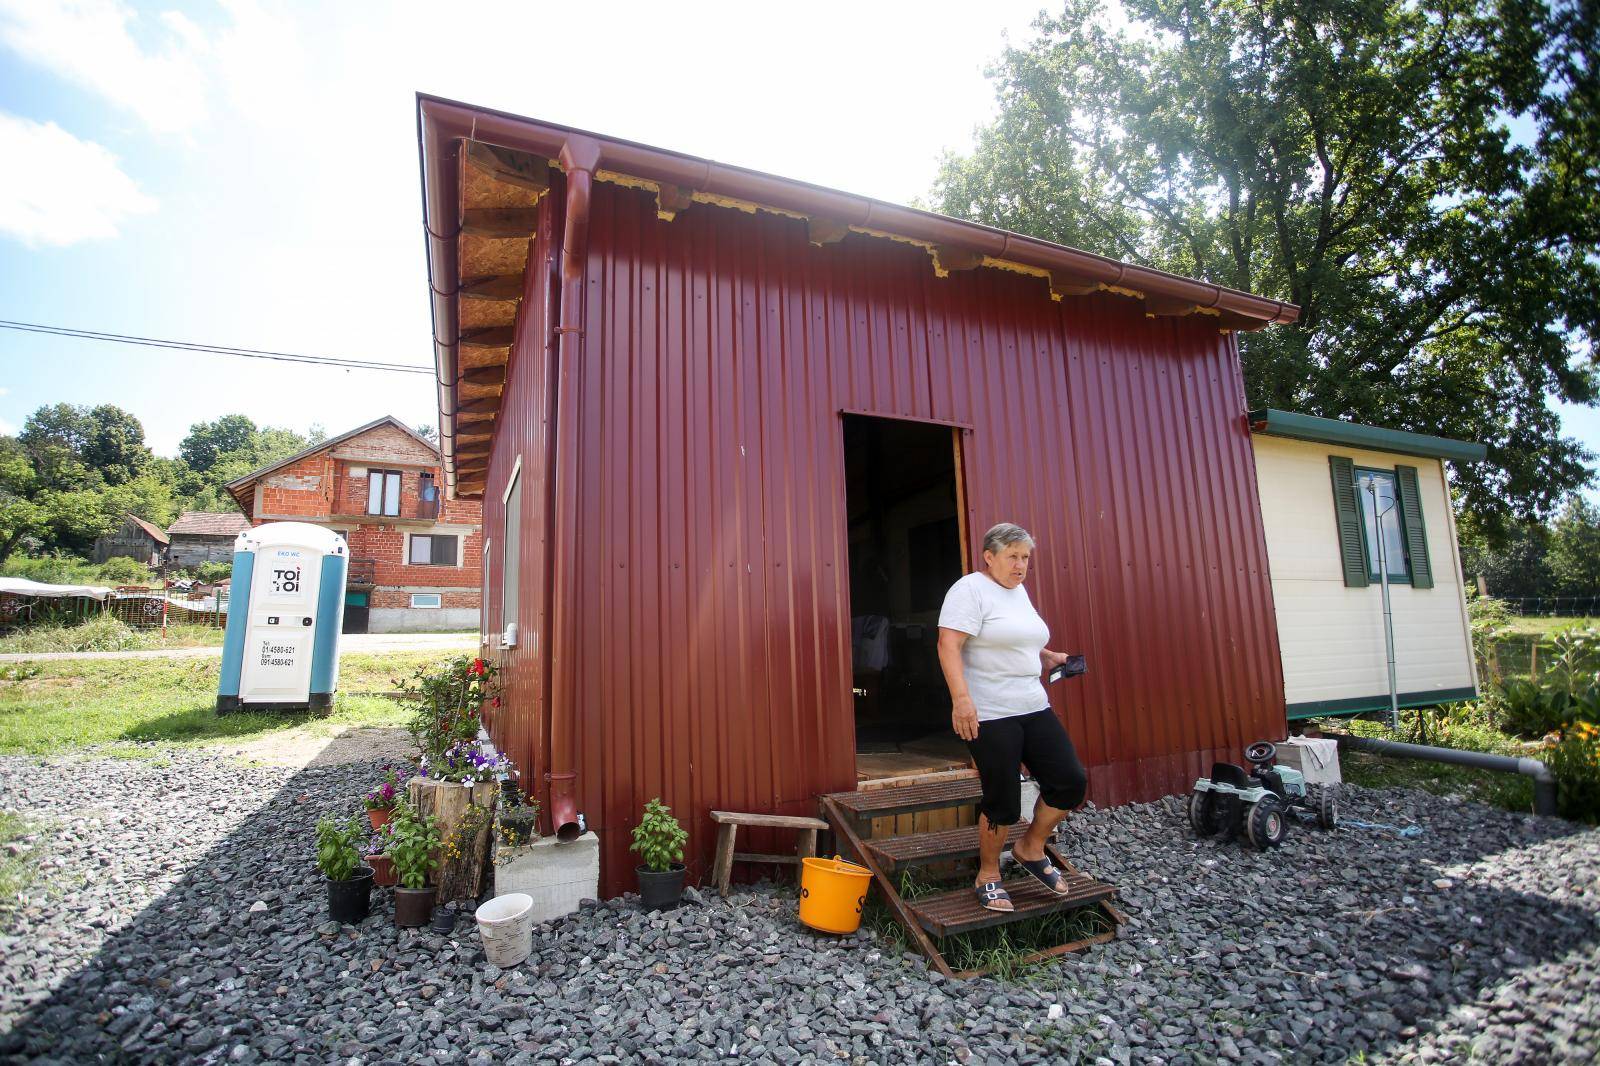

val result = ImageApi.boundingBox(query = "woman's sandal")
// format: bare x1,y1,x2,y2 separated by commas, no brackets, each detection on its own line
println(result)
974,881,1013,912
1014,854,1070,895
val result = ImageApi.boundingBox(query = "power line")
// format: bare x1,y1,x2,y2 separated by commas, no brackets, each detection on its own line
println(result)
0,319,433,375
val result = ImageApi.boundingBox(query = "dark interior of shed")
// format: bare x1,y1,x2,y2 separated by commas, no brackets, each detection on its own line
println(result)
842,415,971,780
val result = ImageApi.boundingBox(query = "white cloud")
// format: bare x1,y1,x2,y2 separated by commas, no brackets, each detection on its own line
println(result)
0,0,209,135
0,415,16,436
0,113,156,246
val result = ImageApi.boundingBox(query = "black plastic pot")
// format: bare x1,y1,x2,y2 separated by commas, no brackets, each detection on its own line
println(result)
394,885,437,928
637,863,687,911
325,867,374,924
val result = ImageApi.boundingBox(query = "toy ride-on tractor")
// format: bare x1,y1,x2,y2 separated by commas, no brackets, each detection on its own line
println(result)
1187,741,1338,849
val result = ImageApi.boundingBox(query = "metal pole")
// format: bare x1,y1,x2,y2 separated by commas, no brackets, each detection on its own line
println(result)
1368,478,1400,732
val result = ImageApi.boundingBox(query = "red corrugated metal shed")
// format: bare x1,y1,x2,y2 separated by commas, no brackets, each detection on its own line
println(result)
421,99,1293,897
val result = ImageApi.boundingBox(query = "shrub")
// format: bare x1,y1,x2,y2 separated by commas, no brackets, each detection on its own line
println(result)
400,655,499,761
630,797,687,873
387,800,441,889
195,561,233,583
0,616,144,655
1544,723,1600,825
0,554,99,585
96,557,152,585
315,813,365,881
1466,591,1516,683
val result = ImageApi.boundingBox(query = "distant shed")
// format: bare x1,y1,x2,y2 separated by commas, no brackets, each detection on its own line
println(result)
166,512,252,569
1248,410,1487,719
93,513,169,567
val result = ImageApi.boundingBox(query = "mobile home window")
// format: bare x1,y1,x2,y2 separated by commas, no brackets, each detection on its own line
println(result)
1355,468,1411,583
503,465,521,632
367,470,402,516
410,593,442,609
408,534,459,566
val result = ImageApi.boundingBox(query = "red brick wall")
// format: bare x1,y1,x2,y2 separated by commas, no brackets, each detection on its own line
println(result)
343,524,484,591
370,588,480,609
256,455,334,518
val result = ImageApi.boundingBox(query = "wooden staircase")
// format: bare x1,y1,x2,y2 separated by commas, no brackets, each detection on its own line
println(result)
820,777,1124,979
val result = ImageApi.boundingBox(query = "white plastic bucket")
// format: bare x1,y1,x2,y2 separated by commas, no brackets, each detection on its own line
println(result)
474,892,534,968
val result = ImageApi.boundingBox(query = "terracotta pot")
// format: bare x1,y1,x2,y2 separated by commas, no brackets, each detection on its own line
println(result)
394,885,437,928
367,807,393,832
365,854,397,888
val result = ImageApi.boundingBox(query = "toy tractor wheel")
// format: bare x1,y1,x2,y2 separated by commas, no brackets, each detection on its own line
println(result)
1188,790,1220,837
1317,788,1340,830
1246,796,1287,850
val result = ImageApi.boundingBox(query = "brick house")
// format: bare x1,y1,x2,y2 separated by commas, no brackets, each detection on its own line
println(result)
166,512,253,568
224,416,483,633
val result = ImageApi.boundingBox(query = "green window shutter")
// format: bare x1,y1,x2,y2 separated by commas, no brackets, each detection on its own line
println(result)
1394,465,1433,589
1328,456,1369,587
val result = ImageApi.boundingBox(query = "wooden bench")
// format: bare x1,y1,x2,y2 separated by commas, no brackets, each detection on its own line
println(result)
708,810,830,897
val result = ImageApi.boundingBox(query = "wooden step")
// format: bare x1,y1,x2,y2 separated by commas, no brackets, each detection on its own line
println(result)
907,872,1118,938
823,777,982,820
864,822,1029,871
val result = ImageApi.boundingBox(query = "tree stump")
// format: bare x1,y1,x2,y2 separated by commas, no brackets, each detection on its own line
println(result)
408,778,496,903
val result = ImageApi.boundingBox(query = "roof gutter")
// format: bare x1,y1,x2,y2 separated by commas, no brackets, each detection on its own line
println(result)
418,98,464,498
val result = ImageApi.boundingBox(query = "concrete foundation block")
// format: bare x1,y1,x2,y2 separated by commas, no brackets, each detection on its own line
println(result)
1280,737,1342,786
493,831,600,923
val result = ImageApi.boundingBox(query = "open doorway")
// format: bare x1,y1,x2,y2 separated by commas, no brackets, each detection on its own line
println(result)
843,415,970,781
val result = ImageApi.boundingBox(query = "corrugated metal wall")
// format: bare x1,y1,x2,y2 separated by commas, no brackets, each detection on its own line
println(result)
487,179,1285,895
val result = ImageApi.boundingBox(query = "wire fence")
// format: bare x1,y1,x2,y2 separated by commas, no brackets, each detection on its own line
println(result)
1493,596,1600,618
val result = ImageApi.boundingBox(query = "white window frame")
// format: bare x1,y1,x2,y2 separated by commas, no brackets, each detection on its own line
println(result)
367,469,402,517
404,530,464,567
410,593,442,609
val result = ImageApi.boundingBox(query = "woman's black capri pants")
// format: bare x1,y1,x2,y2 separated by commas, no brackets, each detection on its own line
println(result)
964,708,1088,826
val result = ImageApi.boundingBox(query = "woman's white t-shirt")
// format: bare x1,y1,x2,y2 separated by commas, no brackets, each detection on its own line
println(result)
938,571,1050,722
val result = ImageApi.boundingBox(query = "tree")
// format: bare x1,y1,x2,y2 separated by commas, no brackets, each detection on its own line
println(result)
1547,495,1600,597
82,405,152,485
933,0,1599,529
416,423,438,445
179,415,257,473
1458,512,1552,602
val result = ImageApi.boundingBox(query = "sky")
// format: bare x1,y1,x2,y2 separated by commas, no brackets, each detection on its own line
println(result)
0,0,1595,496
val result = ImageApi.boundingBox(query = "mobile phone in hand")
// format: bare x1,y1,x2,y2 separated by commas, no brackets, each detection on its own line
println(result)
1047,655,1087,684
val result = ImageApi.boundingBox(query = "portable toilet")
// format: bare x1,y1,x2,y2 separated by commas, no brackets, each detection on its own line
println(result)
216,522,348,714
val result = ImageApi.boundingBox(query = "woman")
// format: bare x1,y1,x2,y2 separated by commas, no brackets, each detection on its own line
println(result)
937,522,1088,912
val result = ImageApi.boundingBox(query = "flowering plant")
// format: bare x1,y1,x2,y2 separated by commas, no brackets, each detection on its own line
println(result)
418,739,516,784
363,822,393,857
363,765,402,811
400,655,500,762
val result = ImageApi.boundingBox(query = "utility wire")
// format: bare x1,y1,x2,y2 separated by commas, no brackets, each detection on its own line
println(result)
0,319,433,375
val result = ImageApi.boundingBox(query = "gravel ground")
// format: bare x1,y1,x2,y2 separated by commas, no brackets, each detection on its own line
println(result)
0,749,1596,1065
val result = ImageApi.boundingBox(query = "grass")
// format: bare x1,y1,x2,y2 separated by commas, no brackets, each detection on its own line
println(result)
0,811,49,915
865,866,1114,982
0,618,227,654
0,651,450,755
1325,713,1537,812
1505,615,1597,637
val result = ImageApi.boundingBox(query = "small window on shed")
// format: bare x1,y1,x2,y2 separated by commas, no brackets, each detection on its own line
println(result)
410,593,442,609
1355,469,1412,583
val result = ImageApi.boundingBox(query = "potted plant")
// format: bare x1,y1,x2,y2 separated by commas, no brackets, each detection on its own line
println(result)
316,813,374,923
364,765,402,831
387,799,442,927
364,823,397,888
495,785,542,851
631,797,688,911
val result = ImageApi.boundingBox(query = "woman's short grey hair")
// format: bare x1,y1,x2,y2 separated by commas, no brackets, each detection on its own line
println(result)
982,523,1035,554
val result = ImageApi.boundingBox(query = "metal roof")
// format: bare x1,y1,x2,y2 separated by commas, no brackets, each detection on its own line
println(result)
1247,408,1488,462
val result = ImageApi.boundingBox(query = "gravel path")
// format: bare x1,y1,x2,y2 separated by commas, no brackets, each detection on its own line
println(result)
0,632,477,663
1,750,1595,1065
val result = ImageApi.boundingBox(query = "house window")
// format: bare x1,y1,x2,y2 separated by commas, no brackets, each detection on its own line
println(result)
367,470,402,517
1355,468,1411,583
408,534,459,566
410,593,442,609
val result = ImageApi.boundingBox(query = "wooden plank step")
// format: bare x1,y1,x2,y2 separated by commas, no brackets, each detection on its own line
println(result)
710,810,827,830
908,874,1117,938
864,823,1029,871
823,777,982,819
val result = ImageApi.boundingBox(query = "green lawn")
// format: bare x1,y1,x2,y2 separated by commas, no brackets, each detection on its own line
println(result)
0,652,448,755
1504,615,1596,637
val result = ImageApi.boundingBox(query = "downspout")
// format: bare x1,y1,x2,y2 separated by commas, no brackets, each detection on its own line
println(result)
1333,733,1558,817
546,136,600,843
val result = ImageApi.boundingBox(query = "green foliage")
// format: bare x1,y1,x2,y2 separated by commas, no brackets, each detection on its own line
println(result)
1494,624,1600,737
1544,722,1600,824
315,813,366,881
194,561,234,583
179,415,258,473
1465,591,1516,682
629,797,687,872
0,552,100,584
386,799,441,889
932,0,1599,526
400,655,498,762
96,556,152,585
1547,497,1600,596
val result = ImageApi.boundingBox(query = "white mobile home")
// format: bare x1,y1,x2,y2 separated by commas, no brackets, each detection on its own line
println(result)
1249,410,1488,721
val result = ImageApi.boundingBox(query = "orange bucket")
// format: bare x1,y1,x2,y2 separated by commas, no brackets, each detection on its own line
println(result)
798,855,872,934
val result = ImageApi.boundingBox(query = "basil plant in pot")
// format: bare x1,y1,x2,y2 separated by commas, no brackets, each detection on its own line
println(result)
316,813,374,924
631,797,688,911
386,799,442,928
